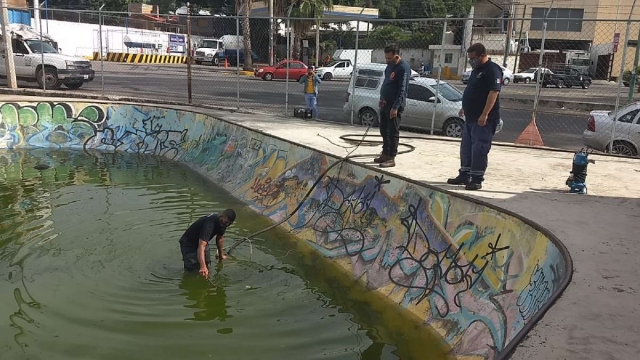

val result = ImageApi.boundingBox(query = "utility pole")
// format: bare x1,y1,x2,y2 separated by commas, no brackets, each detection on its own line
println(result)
1,0,17,89
513,4,526,74
268,0,274,65
502,0,519,67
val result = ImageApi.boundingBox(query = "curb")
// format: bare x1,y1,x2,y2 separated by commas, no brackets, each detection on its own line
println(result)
0,87,636,161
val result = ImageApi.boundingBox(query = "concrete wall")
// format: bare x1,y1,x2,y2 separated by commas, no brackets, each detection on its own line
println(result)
0,100,572,360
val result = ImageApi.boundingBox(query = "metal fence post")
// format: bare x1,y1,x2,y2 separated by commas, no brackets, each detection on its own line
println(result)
610,0,637,154
236,13,240,110
531,1,555,127
39,13,45,91
350,6,365,126
430,19,447,135
99,4,105,97
285,7,292,116
187,2,192,104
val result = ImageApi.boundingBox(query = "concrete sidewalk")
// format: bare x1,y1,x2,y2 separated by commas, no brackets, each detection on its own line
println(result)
2,95,639,359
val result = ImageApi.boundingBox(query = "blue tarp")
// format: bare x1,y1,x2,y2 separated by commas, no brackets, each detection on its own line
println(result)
8,10,31,26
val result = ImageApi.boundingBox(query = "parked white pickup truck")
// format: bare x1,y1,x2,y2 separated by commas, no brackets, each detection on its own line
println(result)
314,59,353,81
0,24,95,90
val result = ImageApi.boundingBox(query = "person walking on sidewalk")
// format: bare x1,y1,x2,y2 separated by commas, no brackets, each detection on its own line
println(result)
299,67,322,119
447,43,502,191
375,43,411,168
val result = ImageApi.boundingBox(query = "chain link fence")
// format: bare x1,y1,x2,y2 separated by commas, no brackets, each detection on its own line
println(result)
3,6,640,157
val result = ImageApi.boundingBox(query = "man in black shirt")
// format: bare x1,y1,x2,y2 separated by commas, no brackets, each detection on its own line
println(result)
375,43,411,168
447,43,502,190
179,208,236,277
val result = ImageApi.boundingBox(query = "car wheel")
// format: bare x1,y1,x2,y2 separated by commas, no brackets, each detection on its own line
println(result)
359,108,378,127
525,78,531,84
442,117,465,138
557,79,565,88
36,67,61,90
503,78,510,86
323,73,333,81
195,60,202,65
582,81,591,89
263,73,273,81
610,141,638,156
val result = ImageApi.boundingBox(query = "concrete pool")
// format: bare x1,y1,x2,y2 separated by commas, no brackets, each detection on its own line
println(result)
0,100,573,359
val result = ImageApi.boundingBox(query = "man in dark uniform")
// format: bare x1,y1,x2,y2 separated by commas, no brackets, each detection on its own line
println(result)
375,43,411,168
447,43,502,190
179,208,236,278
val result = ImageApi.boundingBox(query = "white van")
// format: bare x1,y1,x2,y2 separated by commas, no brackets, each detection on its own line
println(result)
0,24,95,90
344,63,503,138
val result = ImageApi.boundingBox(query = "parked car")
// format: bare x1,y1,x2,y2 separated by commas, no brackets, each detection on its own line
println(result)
314,59,352,80
462,64,513,85
343,63,503,138
513,67,553,84
254,60,308,81
542,67,592,89
582,102,640,156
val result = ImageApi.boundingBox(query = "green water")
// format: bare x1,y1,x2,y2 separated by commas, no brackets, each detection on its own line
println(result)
0,149,451,360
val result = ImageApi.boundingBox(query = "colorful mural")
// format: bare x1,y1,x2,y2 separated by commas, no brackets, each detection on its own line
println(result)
0,101,571,360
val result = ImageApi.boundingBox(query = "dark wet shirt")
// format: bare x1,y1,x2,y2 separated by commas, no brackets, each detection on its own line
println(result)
179,214,226,252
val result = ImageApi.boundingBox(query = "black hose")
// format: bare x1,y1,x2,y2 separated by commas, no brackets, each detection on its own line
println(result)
226,123,418,255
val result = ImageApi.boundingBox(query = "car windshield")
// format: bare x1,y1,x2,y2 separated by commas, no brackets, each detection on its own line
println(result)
433,81,463,102
200,40,219,49
25,40,57,54
523,68,538,73
327,61,342,67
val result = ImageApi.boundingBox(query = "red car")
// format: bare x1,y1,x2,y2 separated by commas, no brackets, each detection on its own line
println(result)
254,60,308,81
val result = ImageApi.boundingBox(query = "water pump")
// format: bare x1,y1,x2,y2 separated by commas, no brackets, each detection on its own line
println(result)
565,148,595,194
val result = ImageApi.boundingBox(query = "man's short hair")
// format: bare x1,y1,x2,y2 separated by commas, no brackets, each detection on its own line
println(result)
384,43,400,55
467,43,487,56
222,208,236,222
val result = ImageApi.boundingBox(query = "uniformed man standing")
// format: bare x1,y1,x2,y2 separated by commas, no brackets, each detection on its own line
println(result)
375,43,411,168
447,43,502,190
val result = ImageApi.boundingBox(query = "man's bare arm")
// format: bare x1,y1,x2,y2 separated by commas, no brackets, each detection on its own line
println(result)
481,90,500,117
197,239,208,269
216,235,227,260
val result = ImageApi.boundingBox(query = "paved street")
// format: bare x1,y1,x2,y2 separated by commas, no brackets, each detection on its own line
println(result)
0,62,605,151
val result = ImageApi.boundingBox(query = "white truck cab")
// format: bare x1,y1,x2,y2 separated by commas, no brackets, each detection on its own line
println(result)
0,24,95,90
315,59,353,81
194,38,225,66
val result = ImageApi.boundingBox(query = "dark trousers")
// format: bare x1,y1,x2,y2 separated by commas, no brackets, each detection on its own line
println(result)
379,103,402,157
180,242,211,272
459,120,497,183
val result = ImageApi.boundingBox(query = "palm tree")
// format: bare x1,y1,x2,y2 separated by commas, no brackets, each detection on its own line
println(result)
236,0,253,71
275,0,333,61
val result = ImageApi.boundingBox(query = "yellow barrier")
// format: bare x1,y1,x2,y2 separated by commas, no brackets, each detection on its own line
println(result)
93,52,187,64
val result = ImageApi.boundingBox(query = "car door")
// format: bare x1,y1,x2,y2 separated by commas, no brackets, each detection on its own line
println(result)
615,107,640,144
11,39,30,77
404,84,436,128
273,62,288,79
333,61,348,78
291,62,306,80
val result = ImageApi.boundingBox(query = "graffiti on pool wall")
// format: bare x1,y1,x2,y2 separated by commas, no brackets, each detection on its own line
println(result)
0,103,188,160
0,101,568,360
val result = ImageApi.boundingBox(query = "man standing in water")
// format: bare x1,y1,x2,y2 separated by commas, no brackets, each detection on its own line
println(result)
179,209,236,278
